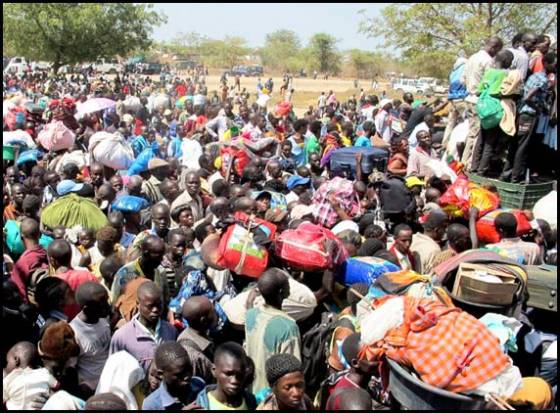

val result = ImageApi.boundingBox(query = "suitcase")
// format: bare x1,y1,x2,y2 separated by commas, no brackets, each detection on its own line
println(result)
526,265,557,312
329,147,389,177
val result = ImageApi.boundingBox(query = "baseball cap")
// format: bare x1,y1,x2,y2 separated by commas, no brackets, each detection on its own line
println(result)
148,158,169,170
286,176,310,191
57,179,84,196
405,176,425,188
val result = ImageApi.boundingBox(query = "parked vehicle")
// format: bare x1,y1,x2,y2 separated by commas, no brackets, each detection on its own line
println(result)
93,58,119,74
392,78,433,95
226,66,249,77
173,60,197,71
143,63,164,75
247,65,264,76
4,56,28,74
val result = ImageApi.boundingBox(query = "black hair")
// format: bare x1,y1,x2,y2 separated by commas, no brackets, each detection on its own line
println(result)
75,282,107,308
341,332,361,366
393,223,412,236
214,341,247,365
265,353,302,387
167,228,187,243
495,212,518,238
293,119,309,132
447,223,472,253
512,32,525,46
194,222,214,244
155,341,191,372
364,224,385,240
357,238,385,257
35,277,69,313
257,268,288,303
424,210,449,231
544,52,557,65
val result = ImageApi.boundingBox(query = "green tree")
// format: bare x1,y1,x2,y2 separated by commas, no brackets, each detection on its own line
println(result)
359,3,557,77
3,3,166,73
307,33,342,75
347,49,383,79
260,30,301,71
198,36,251,69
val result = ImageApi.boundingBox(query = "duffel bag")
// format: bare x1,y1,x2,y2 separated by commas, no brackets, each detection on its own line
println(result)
89,131,135,171
37,120,76,151
338,256,401,286
476,209,532,244
220,144,250,177
275,222,348,272
217,212,277,278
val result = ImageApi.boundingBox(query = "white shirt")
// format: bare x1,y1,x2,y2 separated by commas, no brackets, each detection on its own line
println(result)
318,95,327,107
409,122,430,148
180,138,203,170
375,109,392,143
3,367,58,410
461,49,495,101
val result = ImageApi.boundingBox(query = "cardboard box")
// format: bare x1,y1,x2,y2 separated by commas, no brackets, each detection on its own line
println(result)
452,263,518,306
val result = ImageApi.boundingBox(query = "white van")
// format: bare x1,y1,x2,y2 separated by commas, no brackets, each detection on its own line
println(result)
4,57,29,74
93,58,119,74
392,78,433,95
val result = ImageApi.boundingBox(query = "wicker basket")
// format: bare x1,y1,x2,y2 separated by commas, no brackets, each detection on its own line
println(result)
468,173,554,210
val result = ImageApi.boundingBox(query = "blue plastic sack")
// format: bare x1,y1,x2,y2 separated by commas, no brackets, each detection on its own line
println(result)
126,142,159,176
338,256,400,286
16,149,44,166
111,195,149,213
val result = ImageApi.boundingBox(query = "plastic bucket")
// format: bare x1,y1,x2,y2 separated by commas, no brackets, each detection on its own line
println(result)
387,358,486,410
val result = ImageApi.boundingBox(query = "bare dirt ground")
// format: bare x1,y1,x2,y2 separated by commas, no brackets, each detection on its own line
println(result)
200,74,395,116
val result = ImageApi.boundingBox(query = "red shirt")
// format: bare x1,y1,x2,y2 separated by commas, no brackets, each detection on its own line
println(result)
176,84,187,97
54,269,98,292
11,245,49,301
328,374,361,396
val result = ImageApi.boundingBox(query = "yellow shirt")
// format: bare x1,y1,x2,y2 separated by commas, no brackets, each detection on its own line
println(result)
208,392,248,410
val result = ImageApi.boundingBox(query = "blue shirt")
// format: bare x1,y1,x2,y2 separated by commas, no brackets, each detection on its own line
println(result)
287,135,307,167
519,71,550,115
142,378,205,410
354,135,372,147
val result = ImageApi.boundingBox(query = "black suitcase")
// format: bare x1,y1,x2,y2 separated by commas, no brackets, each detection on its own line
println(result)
329,146,389,177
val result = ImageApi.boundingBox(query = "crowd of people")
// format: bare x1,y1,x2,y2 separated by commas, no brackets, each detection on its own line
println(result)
2,30,558,411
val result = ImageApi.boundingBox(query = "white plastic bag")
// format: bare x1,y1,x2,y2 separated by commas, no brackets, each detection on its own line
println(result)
360,296,405,345
88,131,134,170
3,130,37,148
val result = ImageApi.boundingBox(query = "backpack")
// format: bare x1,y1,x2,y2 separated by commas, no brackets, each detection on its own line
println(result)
26,267,50,306
476,86,504,130
379,175,416,216
448,63,468,100
301,311,338,394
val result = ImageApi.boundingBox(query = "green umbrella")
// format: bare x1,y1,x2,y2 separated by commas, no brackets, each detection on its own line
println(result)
41,194,108,231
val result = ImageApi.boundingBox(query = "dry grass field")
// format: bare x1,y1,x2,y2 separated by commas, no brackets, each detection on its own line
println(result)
119,72,440,117
200,74,404,116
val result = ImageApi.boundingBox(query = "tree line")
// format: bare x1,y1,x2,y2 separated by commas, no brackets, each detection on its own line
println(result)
4,3,556,79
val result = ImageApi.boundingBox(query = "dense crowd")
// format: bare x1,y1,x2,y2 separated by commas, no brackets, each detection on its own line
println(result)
2,31,557,411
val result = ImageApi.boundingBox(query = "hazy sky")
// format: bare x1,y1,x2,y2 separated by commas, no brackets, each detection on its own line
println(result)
151,3,386,51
